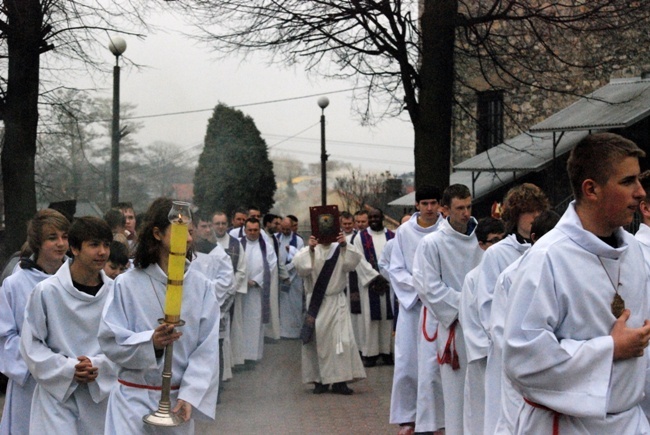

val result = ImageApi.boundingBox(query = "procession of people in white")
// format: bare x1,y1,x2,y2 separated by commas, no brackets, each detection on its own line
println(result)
3,132,650,434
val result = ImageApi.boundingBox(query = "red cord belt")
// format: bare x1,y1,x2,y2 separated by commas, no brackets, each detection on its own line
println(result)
118,379,180,391
524,398,560,435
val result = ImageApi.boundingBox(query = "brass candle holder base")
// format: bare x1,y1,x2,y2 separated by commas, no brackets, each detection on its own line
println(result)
143,317,186,428
143,406,185,427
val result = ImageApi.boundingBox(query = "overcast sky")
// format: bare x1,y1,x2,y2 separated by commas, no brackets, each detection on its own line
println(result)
86,11,415,175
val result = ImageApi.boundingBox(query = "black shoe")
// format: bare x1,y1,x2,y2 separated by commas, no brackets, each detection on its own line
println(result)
380,353,394,366
363,356,377,367
313,382,329,394
331,382,353,395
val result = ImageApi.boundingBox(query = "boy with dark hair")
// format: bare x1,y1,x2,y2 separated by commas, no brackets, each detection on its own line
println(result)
504,133,650,433
475,217,506,250
388,184,445,435
103,240,130,280
20,216,116,434
414,184,483,435
459,216,505,434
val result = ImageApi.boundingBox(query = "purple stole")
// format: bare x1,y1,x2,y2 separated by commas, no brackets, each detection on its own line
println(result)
347,233,361,314
359,229,395,321
240,236,271,324
300,245,341,344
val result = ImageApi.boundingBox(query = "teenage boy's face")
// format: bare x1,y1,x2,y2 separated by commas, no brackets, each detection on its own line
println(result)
416,199,440,224
596,156,646,231
446,196,472,229
71,239,110,274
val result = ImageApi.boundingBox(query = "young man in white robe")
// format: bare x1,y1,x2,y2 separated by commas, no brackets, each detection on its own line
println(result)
504,133,650,433
277,217,305,339
414,184,484,435
458,216,505,435
0,209,70,435
99,198,220,434
489,210,560,434
473,183,549,434
293,231,366,395
212,211,248,371
240,218,277,365
387,186,445,435
353,208,395,367
20,216,117,434
189,238,234,391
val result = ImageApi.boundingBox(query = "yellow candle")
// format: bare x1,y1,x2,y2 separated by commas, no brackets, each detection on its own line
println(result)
164,220,188,321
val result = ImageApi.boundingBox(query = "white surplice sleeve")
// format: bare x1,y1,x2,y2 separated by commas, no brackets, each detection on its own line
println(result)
413,236,460,329
0,277,30,385
177,278,221,419
388,233,419,310
503,251,614,417
20,287,78,402
98,280,159,371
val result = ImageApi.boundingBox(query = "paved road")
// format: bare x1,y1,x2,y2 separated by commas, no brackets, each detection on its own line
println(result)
199,338,394,434
0,339,395,434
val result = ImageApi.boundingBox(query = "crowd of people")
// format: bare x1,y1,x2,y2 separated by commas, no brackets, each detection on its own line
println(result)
2,132,650,434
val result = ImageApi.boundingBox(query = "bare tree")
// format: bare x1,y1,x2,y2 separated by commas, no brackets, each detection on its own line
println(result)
0,0,149,260
175,0,650,189
335,168,392,212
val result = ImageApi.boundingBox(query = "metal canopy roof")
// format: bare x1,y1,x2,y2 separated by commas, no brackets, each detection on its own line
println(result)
387,169,518,205
453,130,588,172
391,76,650,205
530,77,650,133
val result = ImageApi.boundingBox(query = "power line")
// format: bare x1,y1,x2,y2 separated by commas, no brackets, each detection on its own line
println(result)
119,87,360,122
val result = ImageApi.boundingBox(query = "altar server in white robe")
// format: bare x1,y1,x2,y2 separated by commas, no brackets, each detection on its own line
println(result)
213,210,247,371
489,210,559,434
0,209,70,435
414,184,484,435
190,243,234,385
474,184,549,434
240,218,277,363
277,217,305,339
388,186,445,435
293,232,366,394
458,217,504,435
504,133,650,434
99,198,220,434
20,216,116,434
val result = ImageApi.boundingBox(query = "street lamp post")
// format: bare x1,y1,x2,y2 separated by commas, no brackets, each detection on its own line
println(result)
318,96,329,206
108,36,127,207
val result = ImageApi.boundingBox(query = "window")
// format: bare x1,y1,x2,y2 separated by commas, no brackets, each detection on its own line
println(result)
476,90,504,153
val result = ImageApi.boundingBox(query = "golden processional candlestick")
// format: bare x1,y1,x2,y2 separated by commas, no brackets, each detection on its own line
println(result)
143,201,191,427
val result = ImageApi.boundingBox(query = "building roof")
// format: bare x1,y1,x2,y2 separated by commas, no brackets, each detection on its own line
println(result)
392,76,650,206
453,130,588,172
530,77,650,132
387,169,518,205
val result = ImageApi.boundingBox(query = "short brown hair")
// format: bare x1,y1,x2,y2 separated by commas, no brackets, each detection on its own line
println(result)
567,133,645,202
442,184,471,207
501,183,550,234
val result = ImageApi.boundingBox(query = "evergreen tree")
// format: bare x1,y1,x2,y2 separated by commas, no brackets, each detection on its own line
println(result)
194,103,276,217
